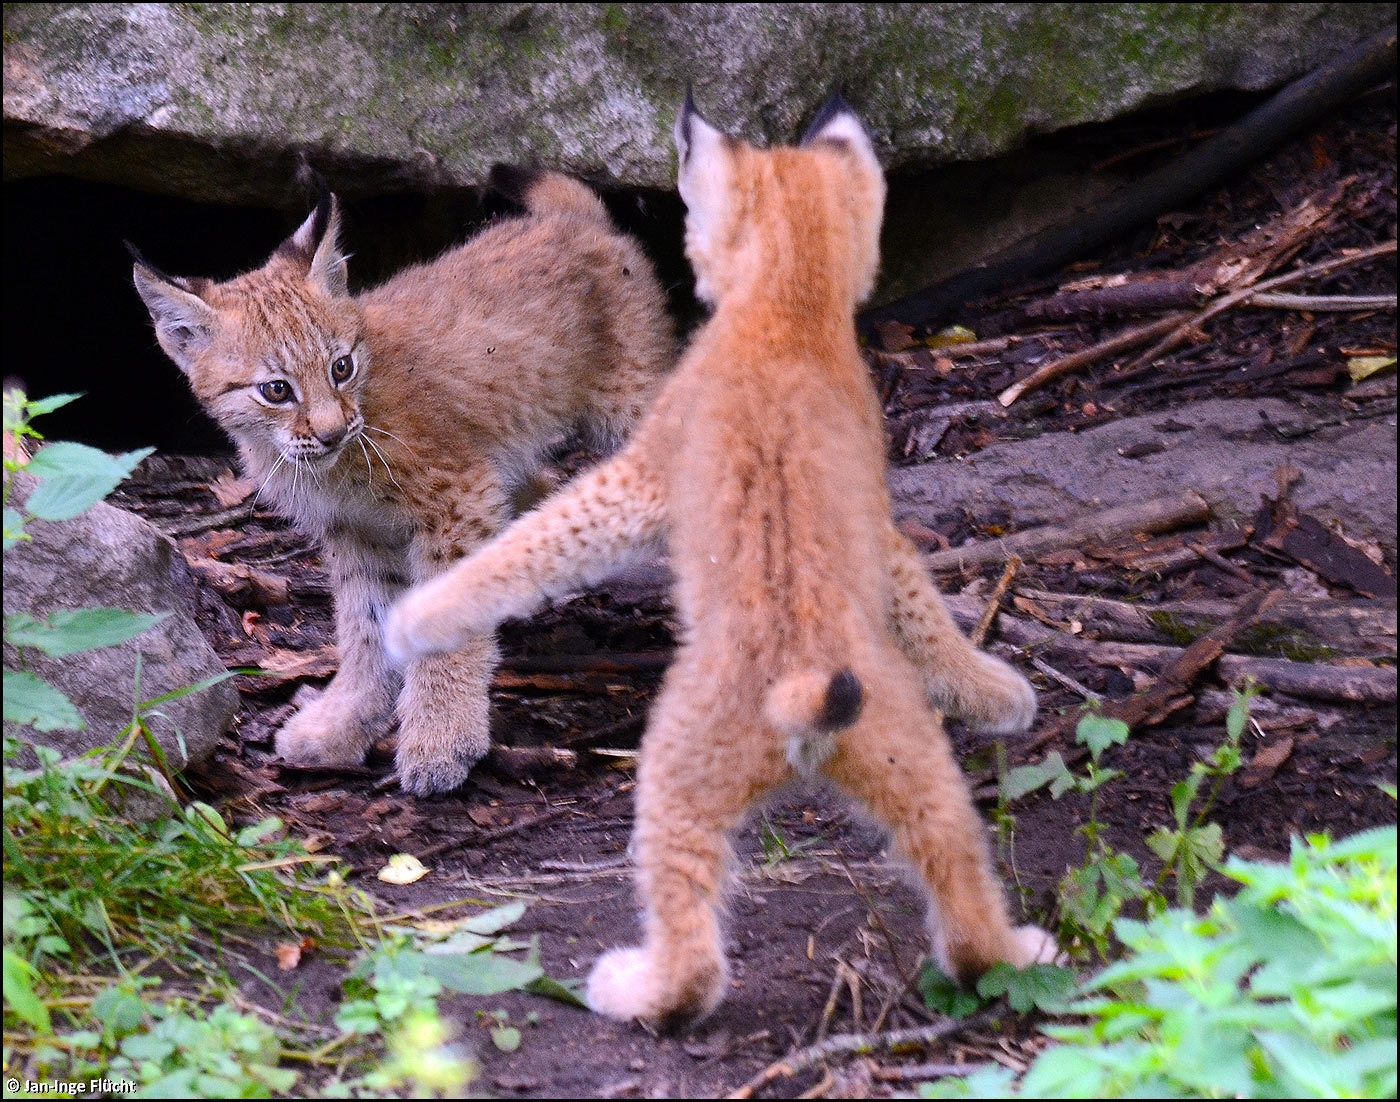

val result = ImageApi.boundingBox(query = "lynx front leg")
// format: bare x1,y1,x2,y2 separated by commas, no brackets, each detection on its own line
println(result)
385,443,666,666
885,524,1037,734
388,465,513,795
274,531,405,768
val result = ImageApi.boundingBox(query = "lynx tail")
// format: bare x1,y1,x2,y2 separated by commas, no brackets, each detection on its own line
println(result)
487,164,611,226
766,668,864,775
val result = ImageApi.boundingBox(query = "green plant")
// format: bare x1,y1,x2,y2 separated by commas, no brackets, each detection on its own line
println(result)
998,695,1248,961
918,958,1077,1021
4,390,161,737
922,823,1398,1098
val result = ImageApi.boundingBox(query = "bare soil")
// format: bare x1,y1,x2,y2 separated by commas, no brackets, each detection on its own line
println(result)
113,87,1396,1098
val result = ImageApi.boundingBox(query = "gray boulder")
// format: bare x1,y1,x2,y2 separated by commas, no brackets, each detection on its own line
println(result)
889,397,1399,554
3,473,237,797
4,3,1393,204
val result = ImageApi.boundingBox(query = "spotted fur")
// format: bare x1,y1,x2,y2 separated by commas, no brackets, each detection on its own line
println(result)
133,171,675,794
385,96,1053,1025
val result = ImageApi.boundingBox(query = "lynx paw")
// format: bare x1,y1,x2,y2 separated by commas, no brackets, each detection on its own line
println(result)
586,947,725,1027
383,580,467,668
946,652,1038,736
272,693,378,768
1011,925,1064,967
393,741,482,796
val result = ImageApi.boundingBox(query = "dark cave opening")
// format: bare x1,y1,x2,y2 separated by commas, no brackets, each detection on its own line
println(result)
3,175,693,456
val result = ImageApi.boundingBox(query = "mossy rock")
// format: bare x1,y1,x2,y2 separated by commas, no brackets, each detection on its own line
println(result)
4,3,1394,205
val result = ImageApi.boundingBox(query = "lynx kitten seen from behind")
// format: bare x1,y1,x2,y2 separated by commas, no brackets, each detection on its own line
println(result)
132,168,674,795
386,94,1054,1026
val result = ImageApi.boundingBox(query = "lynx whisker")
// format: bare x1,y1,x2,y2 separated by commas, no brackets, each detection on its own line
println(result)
365,424,418,457
253,452,288,507
361,432,403,491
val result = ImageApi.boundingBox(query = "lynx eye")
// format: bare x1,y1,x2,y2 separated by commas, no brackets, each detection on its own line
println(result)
258,379,293,404
330,354,355,384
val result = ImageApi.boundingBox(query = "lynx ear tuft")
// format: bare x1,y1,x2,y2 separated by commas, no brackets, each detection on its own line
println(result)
281,192,349,297
130,252,219,378
799,91,875,155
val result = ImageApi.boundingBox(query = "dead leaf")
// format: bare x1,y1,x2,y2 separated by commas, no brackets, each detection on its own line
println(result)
275,937,315,970
1347,355,1396,383
1239,736,1295,789
377,853,430,885
874,320,916,352
926,324,977,349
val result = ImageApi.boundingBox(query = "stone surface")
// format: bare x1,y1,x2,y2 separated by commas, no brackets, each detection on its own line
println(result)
4,3,1393,205
888,397,1399,553
3,471,238,787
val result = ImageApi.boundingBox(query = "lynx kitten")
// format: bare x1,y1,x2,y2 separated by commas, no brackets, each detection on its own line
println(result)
385,95,1053,1025
132,169,674,795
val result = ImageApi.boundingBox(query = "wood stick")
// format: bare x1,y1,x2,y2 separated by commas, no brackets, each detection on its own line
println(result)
1126,240,1398,369
997,312,1189,406
1000,588,1396,656
1246,292,1397,311
726,1016,991,1099
1020,589,1277,754
970,556,1020,646
1218,655,1397,704
922,490,1210,572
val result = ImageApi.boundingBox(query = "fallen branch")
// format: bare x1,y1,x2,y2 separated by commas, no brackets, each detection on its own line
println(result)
726,1016,990,1099
998,588,1397,657
1021,589,1278,754
996,312,1189,406
922,491,1209,572
1218,655,1397,704
1246,292,1397,311
971,556,1021,646
1125,240,1398,369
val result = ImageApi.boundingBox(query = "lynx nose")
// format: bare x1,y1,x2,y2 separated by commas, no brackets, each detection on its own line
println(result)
315,424,349,448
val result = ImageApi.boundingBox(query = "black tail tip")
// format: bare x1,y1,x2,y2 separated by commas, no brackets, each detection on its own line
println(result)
821,668,864,730
487,163,544,206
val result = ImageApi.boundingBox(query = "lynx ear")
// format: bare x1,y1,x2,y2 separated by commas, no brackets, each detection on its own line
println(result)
800,92,880,168
674,91,733,263
281,191,349,297
128,244,219,377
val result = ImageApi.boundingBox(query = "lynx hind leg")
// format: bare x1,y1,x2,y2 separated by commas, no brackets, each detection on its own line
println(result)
885,525,1036,735
823,662,1042,984
394,634,498,795
586,668,782,1027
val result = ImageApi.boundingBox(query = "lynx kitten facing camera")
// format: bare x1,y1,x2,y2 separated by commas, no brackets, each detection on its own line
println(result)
386,95,1054,1025
131,168,674,795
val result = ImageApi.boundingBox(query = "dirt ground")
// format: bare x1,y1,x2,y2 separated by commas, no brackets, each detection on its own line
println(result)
111,87,1396,1098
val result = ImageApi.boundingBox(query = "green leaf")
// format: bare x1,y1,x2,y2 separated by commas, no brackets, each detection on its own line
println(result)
5,608,169,657
976,962,1078,1014
422,949,544,995
1225,691,1253,741
2,947,52,1033
1075,713,1130,761
3,505,26,549
1001,753,1075,802
21,442,154,521
2,668,86,731
490,1025,522,1052
24,393,84,419
524,973,588,1009
92,984,150,1042
917,960,984,1019
459,900,528,936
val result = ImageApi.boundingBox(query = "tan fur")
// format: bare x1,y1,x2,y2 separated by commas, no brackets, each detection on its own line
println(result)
132,172,674,794
385,98,1053,1025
